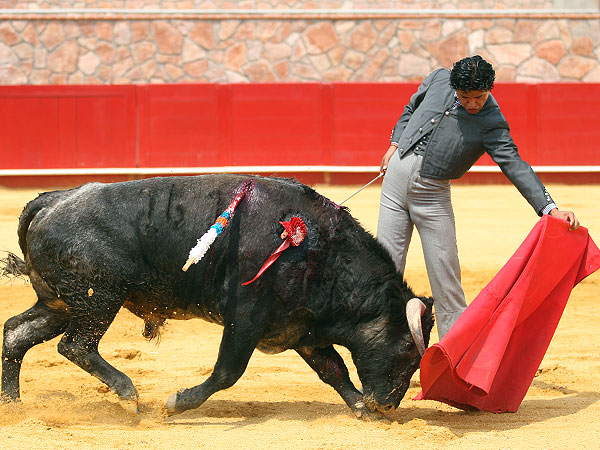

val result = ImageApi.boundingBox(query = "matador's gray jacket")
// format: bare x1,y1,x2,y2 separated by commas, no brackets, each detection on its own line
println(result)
390,68,554,215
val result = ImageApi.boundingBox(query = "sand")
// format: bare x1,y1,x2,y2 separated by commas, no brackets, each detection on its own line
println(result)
0,182,599,450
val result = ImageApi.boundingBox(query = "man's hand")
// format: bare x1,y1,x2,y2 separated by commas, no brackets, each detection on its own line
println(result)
549,208,580,231
380,145,398,174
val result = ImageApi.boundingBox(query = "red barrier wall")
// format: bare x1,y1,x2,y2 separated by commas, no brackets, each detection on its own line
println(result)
1,85,137,170
1,83,599,186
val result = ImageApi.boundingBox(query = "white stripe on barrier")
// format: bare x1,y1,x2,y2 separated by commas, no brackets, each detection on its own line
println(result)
1,166,600,176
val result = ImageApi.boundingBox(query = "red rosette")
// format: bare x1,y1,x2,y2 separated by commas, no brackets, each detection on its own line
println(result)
242,217,307,285
280,217,307,246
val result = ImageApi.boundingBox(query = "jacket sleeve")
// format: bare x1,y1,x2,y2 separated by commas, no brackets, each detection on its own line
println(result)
390,69,443,143
483,122,555,216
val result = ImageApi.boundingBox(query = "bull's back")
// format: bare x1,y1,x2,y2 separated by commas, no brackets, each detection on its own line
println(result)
22,175,333,310
23,176,237,273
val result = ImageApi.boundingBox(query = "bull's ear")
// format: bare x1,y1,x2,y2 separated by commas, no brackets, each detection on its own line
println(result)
420,297,435,348
419,296,434,309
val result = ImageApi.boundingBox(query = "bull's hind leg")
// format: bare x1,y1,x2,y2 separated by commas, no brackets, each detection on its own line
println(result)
296,346,381,420
57,293,139,414
2,301,69,402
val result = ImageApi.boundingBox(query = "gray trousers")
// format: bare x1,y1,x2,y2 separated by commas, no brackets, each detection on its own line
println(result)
377,151,467,339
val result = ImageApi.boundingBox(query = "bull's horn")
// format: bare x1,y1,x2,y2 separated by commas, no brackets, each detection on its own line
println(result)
406,297,427,356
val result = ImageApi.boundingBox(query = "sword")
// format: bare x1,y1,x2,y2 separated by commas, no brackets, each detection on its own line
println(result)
339,172,385,205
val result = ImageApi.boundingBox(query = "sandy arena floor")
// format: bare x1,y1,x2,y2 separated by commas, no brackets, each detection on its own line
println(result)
0,181,599,450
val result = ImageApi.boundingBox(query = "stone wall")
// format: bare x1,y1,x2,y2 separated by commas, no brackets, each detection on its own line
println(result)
0,3,598,84
0,1,559,10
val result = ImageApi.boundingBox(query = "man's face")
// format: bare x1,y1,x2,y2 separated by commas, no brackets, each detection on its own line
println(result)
456,89,490,115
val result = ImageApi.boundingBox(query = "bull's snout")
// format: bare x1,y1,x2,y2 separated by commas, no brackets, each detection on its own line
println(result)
376,403,396,414
364,393,398,415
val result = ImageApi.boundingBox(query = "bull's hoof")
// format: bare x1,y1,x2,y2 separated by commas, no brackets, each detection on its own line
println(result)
108,383,139,414
352,400,386,421
0,393,21,405
164,387,208,416
164,392,180,416
118,396,140,415
165,389,201,416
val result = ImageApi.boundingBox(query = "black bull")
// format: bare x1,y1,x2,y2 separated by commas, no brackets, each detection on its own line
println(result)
1,174,434,418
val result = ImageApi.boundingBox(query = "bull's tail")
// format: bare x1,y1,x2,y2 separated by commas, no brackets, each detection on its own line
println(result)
17,190,64,260
0,252,27,279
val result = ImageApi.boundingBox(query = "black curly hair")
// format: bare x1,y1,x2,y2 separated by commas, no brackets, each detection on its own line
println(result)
449,55,495,91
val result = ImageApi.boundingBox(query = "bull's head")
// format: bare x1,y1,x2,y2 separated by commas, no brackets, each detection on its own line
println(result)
352,296,434,415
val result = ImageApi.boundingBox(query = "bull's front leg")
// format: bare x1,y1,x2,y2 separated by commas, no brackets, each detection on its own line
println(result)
165,299,268,415
296,346,383,420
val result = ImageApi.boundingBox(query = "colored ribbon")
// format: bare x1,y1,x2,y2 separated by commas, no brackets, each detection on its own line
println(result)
182,180,252,271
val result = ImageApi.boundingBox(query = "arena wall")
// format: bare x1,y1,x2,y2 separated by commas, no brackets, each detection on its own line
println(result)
1,82,599,187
